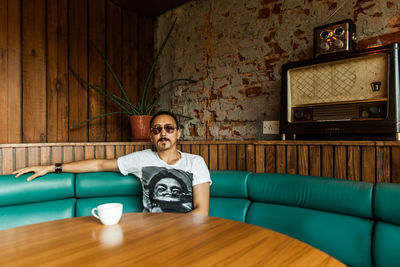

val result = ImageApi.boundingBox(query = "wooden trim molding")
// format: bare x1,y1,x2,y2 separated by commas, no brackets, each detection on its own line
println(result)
1,141,400,183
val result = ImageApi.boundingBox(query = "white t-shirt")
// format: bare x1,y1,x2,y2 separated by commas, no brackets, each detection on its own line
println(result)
117,149,211,213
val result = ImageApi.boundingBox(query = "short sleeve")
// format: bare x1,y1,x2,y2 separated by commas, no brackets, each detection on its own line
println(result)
117,151,142,176
192,157,212,186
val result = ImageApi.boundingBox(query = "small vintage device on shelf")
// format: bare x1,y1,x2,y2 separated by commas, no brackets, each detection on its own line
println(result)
280,43,400,140
314,19,357,58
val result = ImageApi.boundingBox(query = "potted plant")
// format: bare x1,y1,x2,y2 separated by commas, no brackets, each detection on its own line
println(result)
69,18,194,140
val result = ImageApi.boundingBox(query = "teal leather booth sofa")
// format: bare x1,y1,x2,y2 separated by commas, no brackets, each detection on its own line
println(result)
1,171,399,267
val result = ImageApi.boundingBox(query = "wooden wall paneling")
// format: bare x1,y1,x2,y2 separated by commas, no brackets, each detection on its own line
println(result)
63,146,73,163
265,145,276,173
22,0,47,143
246,144,255,173
227,144,237,170
334,146,347,180
321,146,333,178
85,146,95,160
309,145,321,177
392,146,400,183
133,145,144,152
115,145,125,158
200,144,209,169
7,0,21,143
105,145,115,159
347,146,360,181
286,145,297,174
376,146,390,183
69,0,88,141
181,144,191,153
237,144,246,171
138,16,153,112
209,144,218,170
27,147,39,167
125,145,134,154
88,0,106,142
15,147,26,170
143,144,153,150
40,146,50,166
52,147,62,165
276,145,286,173
298,145,309,176
6,0,21,143
362,146,376,183
121,9,139,141
255,145,265,173
0,0,6,143
47,0,68,142
95,145,105,159
106,1,123,141
74,146,84,161
218,144,227,170
0,0,21,144
191,144,200,156
1,148,14,174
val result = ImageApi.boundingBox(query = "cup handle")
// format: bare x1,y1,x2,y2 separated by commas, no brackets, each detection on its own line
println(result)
91,208,100,219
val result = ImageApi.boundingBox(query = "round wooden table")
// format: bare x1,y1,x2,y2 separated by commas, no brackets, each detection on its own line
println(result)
0,213,345,266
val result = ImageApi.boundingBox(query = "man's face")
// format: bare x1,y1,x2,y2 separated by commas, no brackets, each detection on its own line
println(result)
150,114,181,151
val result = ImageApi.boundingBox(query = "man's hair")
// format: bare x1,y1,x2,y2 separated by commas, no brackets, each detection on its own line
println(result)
150,111,179,129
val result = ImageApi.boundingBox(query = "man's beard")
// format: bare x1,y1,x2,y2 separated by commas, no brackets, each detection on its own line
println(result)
157,137,172,150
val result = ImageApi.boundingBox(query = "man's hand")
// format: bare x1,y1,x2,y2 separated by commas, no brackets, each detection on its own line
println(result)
13,165,54,181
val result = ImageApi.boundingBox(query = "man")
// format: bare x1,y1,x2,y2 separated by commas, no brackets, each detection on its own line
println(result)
13,111,211,216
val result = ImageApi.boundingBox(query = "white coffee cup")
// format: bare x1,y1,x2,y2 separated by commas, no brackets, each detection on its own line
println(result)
91,203,123,226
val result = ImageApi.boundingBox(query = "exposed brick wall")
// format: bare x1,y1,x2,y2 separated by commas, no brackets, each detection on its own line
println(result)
154,0,400,140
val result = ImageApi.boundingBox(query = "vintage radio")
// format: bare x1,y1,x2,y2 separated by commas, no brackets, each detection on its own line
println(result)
280,43,400,140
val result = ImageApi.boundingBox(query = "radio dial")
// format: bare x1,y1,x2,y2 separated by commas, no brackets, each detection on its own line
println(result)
320,42,330,51
369,106,381,115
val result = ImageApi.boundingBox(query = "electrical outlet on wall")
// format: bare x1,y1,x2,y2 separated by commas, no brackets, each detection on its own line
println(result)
263,121,280,134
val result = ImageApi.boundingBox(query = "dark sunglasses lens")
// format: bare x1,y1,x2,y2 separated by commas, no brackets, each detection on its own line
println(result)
151,127,162,134
165,126,175,133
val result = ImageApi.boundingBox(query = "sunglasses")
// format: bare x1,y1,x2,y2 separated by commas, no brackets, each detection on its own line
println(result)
151,125,177,135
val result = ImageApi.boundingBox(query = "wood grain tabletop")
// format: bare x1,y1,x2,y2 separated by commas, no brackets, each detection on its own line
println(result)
0,213,346,266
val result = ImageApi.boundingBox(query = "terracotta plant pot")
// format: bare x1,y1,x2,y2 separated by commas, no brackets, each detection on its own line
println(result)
129,115,152,141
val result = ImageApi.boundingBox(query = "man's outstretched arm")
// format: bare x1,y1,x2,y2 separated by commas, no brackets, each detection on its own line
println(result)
13,159,119,181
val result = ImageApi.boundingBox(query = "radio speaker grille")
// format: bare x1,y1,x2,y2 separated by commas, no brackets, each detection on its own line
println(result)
288,53,388,106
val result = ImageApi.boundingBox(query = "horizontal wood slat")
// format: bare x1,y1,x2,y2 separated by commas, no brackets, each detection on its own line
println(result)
1,141,400,184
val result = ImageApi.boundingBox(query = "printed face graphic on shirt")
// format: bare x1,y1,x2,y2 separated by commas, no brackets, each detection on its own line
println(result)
142,166,193,213
153,178,183,201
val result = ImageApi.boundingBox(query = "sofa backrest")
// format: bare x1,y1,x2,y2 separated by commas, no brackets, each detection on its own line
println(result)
0,173,75,230
372,182,400,267
209,171,251,222
75,172,143,216
246,173,375,267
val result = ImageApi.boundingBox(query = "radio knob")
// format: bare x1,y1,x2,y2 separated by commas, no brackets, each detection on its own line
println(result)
320,42,330,51
294,111,304,120
333,39,344,48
